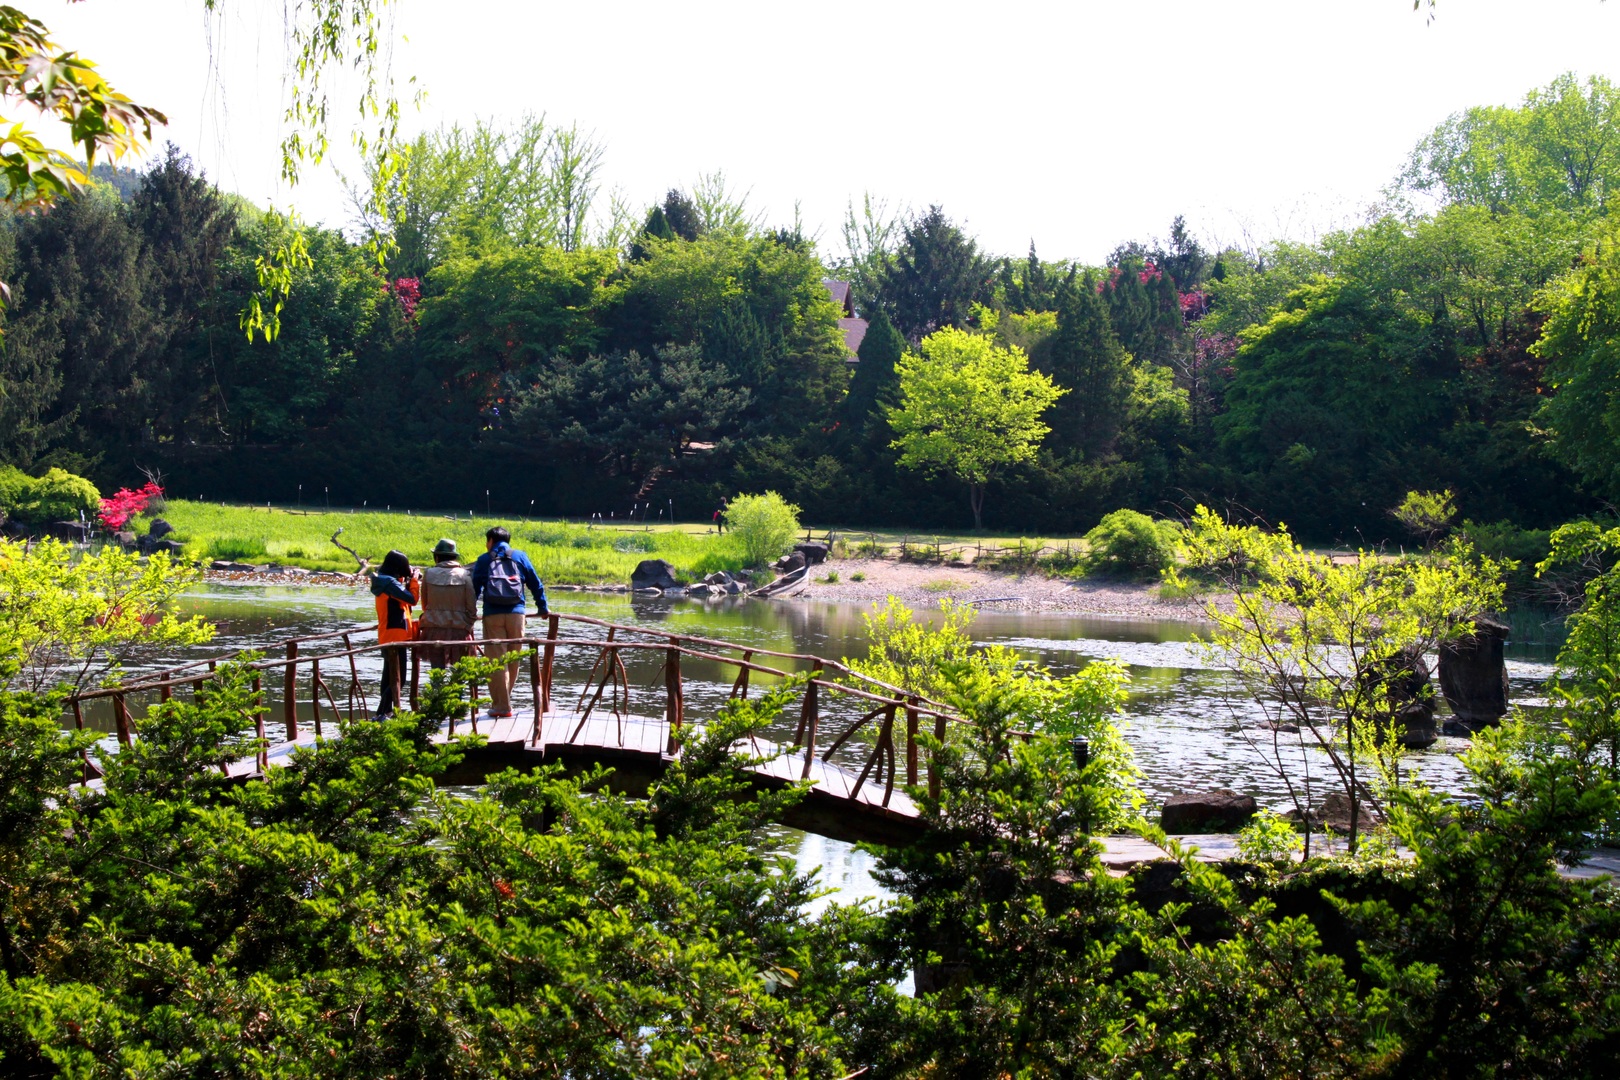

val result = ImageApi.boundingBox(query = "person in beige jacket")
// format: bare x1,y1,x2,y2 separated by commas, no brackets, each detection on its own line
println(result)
417,538,478,668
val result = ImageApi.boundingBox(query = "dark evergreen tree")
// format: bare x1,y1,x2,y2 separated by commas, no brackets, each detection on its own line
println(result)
661,189,703,241
841,310,905,433
629,204,676,261
1043,277,1131,461
1157,215,1211,290
703,296,779,401
875,205,990,343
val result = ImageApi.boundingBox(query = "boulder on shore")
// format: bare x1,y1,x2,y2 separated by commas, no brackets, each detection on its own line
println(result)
1438,615,1510,733
151,539,186,557
630,559,680,592
774,551,807,574
45,521,90,543
794,542,829,566
1317,791,1380,834
1159,790,1257,833
147,518,174,539
114,530,138,550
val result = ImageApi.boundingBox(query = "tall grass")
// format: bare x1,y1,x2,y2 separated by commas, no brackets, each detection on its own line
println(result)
145,501,750,585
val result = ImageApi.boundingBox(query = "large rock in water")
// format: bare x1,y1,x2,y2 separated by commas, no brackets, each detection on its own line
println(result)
630,559,680,592
1160,790,1257,833
1438,615,1510,733
1365,646,1439,748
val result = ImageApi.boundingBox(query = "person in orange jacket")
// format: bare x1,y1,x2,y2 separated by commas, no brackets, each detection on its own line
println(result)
369,548,419,716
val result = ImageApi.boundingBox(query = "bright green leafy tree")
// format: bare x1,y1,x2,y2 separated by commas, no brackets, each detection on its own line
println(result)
886,327,1065,529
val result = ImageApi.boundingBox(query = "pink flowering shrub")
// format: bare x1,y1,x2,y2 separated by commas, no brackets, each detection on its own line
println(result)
99,481,164,530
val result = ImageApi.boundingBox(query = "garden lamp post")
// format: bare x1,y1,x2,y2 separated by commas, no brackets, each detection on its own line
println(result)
1071,736,1091,835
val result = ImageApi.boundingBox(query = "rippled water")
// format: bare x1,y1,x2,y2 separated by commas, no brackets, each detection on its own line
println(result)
73,583,1557,908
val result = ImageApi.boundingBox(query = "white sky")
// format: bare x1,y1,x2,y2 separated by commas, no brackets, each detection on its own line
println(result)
34,0,1620,263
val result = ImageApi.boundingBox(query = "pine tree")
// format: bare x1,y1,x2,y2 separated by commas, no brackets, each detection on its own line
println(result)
1044,278,1130,460
875,206,990,343
629,205,676,261
842,311,905,435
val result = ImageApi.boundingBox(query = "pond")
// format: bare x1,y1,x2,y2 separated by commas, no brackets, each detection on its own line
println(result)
77,583,1559,912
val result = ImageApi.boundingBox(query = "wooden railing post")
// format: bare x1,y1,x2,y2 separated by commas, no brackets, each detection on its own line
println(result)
729,651,753,699
342,632,365,719
72,699,92,784
283,641,299,741
309,659,324,739
799,662,823,780
906,696,920,787
542,614,559,715
929,710,947,799
252,675,268,771
112,692,131,748
529,645,544,744
664,643,683,754
409,646,421,713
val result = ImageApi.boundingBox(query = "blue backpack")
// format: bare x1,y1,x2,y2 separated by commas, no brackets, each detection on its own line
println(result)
485,550,525,604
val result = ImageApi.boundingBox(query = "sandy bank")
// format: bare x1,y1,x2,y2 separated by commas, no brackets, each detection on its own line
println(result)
793,558,1211,621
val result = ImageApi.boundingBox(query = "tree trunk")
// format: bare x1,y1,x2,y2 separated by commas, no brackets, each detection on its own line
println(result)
969,484,984,530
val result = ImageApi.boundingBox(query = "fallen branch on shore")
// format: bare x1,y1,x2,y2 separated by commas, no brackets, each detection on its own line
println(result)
330,528,370,576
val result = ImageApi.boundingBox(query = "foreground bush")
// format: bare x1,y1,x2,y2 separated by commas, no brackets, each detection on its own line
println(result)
3,590,1619,1076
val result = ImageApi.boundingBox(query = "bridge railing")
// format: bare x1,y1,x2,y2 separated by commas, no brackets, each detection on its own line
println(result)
64,612,967,806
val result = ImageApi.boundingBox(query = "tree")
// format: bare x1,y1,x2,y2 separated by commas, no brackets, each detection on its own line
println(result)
1171,507,1506,854
875,206,991,343
1216,277,1446,538
1042,277,1132,460
1399,72,1620,216
0,538,212,694
1533,224,1620,500
840,310,905,432
886,327,1065,529
509,344,750,501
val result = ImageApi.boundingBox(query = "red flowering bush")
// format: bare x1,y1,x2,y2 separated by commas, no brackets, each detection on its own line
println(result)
391,277,422,321
99,481,164,530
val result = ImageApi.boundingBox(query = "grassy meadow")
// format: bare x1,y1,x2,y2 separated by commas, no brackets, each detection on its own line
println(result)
144,501,753,585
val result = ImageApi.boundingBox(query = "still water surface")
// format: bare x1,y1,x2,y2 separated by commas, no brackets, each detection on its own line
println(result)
87,584,1557,910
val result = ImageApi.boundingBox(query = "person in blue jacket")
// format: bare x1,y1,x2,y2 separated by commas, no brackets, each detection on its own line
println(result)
472,526,549,718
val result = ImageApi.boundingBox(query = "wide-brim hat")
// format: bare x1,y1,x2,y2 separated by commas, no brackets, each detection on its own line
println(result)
433,537,459,559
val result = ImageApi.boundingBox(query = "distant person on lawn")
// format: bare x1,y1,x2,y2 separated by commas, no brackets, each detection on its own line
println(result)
369,548,418,717
418,538,477,669
473,526,549,718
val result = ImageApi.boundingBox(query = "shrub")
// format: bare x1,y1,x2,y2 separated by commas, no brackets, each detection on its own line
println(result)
0,466,101,523
1237,808,1304,864
726,491,800,567
204,536,269,561
1081,509,1181,578
851,571,866,582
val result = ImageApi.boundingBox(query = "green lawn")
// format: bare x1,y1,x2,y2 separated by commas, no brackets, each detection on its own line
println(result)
145,501,752,585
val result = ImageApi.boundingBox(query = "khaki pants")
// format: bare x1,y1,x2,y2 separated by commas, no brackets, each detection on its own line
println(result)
482,612,526,716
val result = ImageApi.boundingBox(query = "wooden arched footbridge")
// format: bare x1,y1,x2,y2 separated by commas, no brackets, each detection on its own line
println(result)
65,613,960,846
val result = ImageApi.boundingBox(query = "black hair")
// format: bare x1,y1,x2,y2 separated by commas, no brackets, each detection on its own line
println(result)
486,526,511,545
379,549,411,579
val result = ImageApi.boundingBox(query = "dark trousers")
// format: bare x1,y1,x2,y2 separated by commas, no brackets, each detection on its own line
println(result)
378,649,403,716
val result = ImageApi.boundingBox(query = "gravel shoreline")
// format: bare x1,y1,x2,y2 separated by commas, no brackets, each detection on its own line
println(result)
792,558,1211,621
201,558,1213,624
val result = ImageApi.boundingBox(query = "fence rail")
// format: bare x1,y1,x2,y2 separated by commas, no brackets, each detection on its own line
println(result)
66,613,968,805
